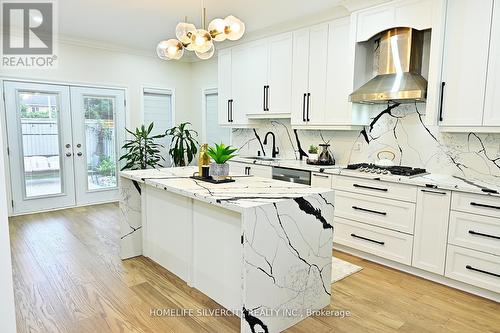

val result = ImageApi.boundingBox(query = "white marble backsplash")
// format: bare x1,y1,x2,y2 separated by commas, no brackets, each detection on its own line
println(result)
231,103,500,188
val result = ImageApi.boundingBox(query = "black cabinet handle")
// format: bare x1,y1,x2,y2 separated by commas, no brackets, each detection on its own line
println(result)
421,189,447,195
302,93,306,122
470,202,500,210
351,233,385,245
306,93,311,121
230,99,234,122
439,81,445,122
227,99,231,123
312,173,329,178
466,265,500,278
352,206,387,216
353,184,388,192
263,86,266,111
468,230,500,240
266,86,270,111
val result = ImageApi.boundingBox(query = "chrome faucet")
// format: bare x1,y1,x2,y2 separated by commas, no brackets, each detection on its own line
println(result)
263,132,279,158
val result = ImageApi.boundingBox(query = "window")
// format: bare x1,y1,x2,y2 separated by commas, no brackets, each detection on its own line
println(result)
143,88,173,166
203,89,230,146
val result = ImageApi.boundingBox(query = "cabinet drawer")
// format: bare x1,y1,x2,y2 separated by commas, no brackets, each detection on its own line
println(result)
451,192,500,218
333,175,417,202
334,217,413,265
445,245,500,293
334,191,416,234
448,211,500,256
311,172,332,188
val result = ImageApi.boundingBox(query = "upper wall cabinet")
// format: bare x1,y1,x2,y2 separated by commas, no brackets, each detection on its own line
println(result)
291,18,367,129
217,33,293,126
439,0,500,132
355,0,433,42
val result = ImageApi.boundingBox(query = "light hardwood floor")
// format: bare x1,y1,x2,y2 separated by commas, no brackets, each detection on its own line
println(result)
9,203,500,333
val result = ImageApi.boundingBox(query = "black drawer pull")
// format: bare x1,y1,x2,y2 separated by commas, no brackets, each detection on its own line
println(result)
421,189,447,195
312,173,329,178
351,233,385,245
466,265,500,278
353,184,388,192
352,206,387,216
468,230,500,240
470,202,500,210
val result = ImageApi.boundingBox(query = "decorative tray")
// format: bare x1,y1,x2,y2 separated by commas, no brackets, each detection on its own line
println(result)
190,176,235,184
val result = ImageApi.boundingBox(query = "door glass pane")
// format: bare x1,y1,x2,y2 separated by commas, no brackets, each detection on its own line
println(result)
84,96,117,190
19,92,63,197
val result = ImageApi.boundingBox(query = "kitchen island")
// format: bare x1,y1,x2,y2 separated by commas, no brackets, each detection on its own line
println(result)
119,166,335,333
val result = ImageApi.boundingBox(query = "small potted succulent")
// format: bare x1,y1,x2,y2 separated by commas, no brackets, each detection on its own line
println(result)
308,145,319,161
206,143,238,181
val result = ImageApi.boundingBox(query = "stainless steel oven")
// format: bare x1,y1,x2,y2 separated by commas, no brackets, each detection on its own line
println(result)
272,166,311,185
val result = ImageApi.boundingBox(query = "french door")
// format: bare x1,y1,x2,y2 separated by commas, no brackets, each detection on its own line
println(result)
3,81,125,214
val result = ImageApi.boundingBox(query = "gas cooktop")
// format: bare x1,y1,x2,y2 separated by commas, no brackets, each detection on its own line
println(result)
346,163,428,177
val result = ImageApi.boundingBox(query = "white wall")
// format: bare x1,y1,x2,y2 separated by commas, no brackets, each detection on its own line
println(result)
0,42,195,130
189,57,218,139
0,108,16,331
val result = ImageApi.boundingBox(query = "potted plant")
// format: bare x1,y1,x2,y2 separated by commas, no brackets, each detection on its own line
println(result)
206,143,238,181
166,122,199,167
308,145,319,161
119,123,166,170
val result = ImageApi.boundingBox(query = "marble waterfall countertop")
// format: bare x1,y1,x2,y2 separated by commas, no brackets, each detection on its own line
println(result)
119,166,334,213
231,157,500,197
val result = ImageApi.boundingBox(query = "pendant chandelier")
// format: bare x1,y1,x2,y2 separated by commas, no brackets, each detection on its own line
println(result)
156,1,245,61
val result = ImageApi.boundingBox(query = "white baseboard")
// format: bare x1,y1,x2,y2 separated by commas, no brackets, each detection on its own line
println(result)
334,244,500,303
8,200,118,217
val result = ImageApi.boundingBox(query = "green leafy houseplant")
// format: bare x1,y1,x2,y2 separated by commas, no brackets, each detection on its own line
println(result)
206,143,238,164
165,122,199,167
119,123,166,170
206,143,238,180
308,145,318,154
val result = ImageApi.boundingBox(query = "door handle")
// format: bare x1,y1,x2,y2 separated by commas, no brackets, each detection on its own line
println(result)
66,152,72,157
307,93,311,121
65,143,71,148
77,152,83,157
76,143,82,148
302,93,306,122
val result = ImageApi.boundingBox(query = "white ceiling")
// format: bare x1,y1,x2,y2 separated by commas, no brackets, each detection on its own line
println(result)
58,0,351,52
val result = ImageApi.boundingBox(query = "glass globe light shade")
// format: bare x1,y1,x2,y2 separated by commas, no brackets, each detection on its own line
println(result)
190,29,213,53
175,22,196,44
156,39,184,60
224,15,245,41
208,18,228,42
195,43,215,60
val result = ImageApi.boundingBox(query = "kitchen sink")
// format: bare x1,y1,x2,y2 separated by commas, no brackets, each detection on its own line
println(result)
240,156,280,161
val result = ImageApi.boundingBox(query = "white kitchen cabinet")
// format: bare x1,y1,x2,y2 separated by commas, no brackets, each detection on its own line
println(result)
484,1,500,126
266,33,293,115
218,48,232,126
306,23,329,126
291,28,310,126
291,23,329,126
244,40,269,116
325,17,355,126
412,188,451,275
311,173,332,188
440,0,495,128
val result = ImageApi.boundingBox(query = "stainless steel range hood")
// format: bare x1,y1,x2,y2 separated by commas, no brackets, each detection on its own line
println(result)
349,27,428,104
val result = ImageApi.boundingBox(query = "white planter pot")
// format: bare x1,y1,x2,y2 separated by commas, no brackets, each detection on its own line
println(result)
308,153,318,161
209,162,229,181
